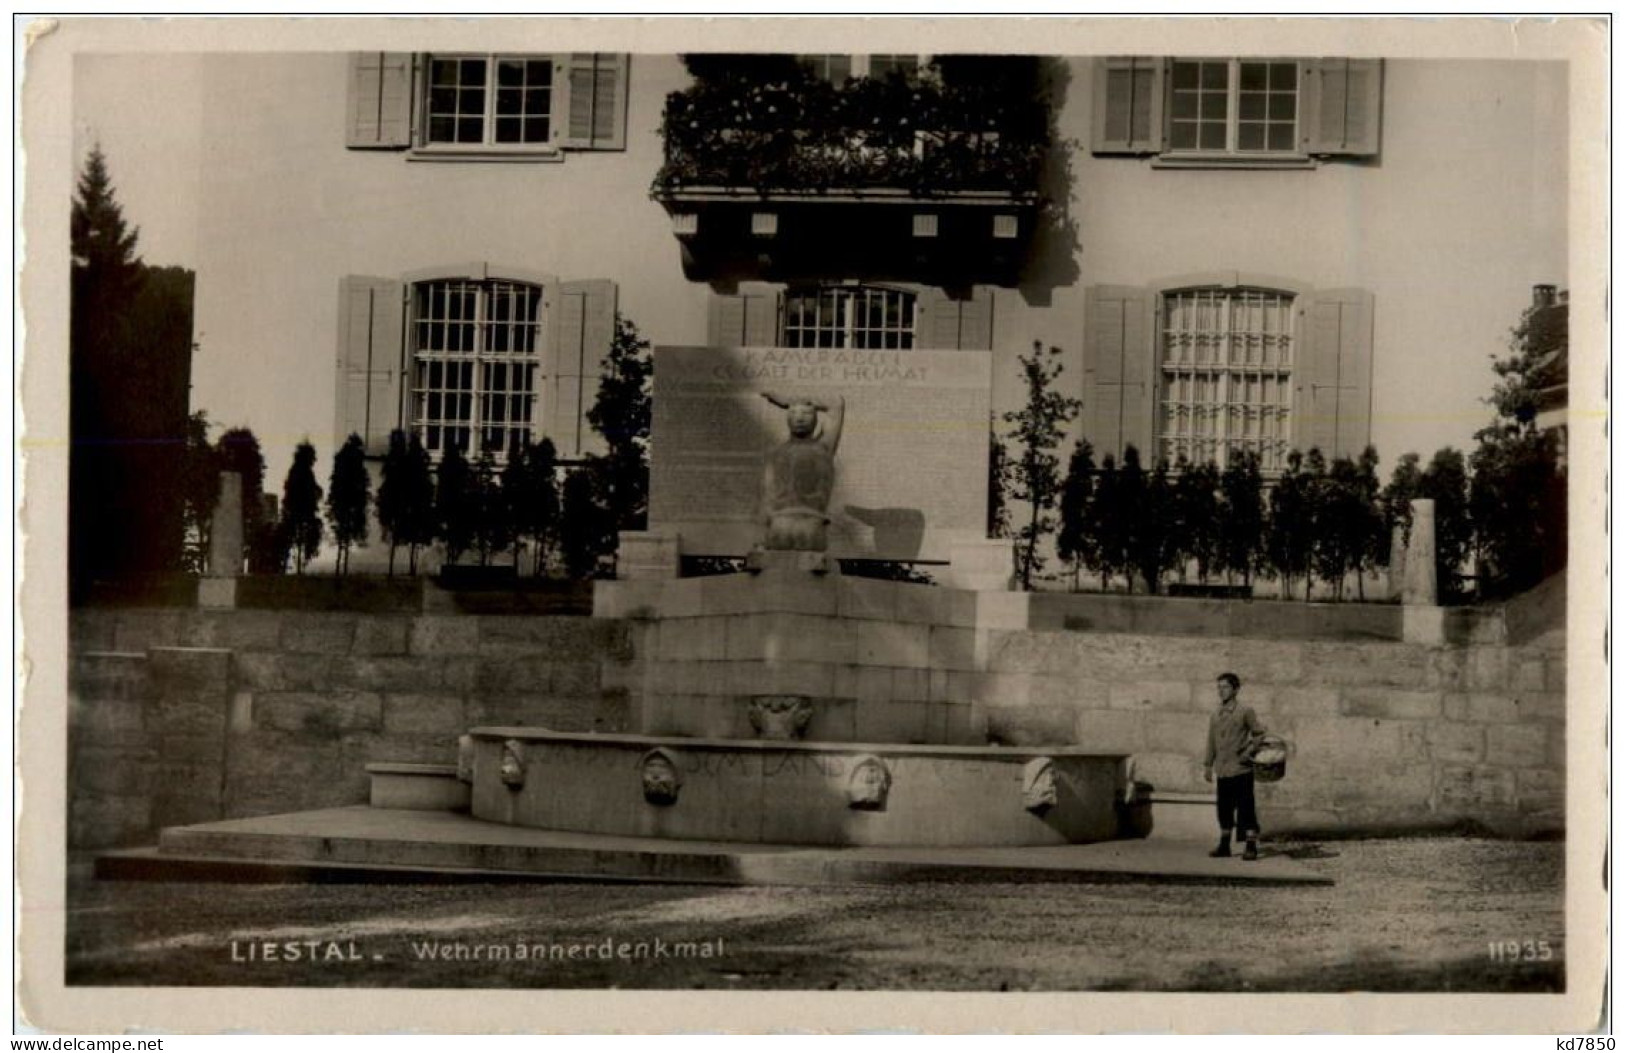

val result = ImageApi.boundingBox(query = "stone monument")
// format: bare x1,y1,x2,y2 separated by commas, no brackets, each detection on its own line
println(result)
199,471,244,609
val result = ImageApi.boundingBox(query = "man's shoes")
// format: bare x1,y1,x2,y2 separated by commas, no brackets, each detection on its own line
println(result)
1208,834,1232,858
1242,839,1259,861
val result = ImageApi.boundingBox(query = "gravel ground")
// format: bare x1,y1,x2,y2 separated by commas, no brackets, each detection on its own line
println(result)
64,838,1564,991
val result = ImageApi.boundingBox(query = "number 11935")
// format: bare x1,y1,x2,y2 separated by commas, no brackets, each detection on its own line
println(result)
1488,939,1554,962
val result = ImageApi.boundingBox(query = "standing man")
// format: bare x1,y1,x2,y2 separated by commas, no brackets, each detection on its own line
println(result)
1203,672,1267,860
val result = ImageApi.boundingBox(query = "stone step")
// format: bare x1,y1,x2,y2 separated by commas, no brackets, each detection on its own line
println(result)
366,763,470,812
124,806,1333,887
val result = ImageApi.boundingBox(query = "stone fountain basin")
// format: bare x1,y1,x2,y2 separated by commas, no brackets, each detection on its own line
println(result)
468,729,1135,848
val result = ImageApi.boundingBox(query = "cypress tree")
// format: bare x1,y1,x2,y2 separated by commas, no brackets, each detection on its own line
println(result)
325,433,371,576
279,441,324,574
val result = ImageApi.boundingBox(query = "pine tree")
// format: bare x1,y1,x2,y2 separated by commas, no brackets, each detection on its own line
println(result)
1266,450,1311,599
1056,439,1097,591
400,433,438,574
472,446,512,567
1352,445,1385,600
585,316,653,540
1003,341,1081,590
71,146,142,317
560,466,613,580
325,434,371,576
1088,453,1122,591
1300,447,1330,601
507,439,560,577
376,430,410,575
1129,457,1178,595
1174,458,1222,585
435,443,476,566
279,441,324,574
1217,449,1265,588
1421,447,1471,601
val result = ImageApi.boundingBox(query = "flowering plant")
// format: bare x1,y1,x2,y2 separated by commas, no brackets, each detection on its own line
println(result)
653,57,1050,197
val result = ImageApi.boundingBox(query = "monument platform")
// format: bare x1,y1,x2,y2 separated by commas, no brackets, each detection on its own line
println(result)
98,807,1333,887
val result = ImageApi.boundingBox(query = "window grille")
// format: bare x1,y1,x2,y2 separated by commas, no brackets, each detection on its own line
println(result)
782,286,917,350
410,279,543,459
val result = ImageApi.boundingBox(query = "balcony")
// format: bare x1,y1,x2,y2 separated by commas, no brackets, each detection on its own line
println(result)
651,56,1052,283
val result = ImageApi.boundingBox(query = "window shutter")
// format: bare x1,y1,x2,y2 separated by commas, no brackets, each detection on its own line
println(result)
548,279,619,458
707,286,779,348
346,52,415,149
919,286,995,350
1082,285,1154,460
1297,288,1374,460
335,276,405,455
1303,59,1383,157
1091,57,1165,155
559,53,630,150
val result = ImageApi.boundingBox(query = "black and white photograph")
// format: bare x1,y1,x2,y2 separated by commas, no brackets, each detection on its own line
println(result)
17,14,1607,1036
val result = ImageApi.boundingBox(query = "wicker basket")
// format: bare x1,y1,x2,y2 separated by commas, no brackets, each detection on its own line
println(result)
1251,734,1289,782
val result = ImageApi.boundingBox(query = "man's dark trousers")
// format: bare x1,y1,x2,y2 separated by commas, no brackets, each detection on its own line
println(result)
1216,772,1259,836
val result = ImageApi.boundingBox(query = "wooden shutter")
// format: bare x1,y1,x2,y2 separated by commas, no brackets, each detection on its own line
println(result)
559,53,629,150
919,286,995,350
547,279,618,458
1091,57,1165,155
707,285,779,348
1303,59,1383,157
346,52,415,149
1082,285,1154,460
335,276,405,455
1297,288,1374,460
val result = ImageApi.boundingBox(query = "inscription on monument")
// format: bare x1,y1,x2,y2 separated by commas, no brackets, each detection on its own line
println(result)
650,345,992,560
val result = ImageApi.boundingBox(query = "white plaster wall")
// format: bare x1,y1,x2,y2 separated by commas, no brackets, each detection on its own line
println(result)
191,55,1567,487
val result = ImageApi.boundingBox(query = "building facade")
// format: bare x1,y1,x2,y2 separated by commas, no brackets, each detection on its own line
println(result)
189,52,1567,567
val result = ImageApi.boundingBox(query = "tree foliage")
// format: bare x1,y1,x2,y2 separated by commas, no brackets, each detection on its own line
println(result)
1469,294,1568,598
1420,447,1471,601
1216,449,1265,587
471,447,512,566
506,438,561,576
1265,450,1312,599
377,430,437,575
69,146,196,589
279,441,324,574
986,426,1013,540
1172,457,1221,585
435,443,477,566
325,434,371,575
217,427,278,574
560,467,614,580
1002,341,1081,590
1056,439,1097,590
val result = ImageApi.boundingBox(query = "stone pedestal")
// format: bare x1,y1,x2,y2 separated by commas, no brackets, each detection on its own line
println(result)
616,530,681,581
1402,499,1438,606
942,538,1016,592
197,578,238,610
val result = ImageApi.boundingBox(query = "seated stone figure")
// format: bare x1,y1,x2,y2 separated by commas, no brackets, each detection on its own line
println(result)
759,391,845,552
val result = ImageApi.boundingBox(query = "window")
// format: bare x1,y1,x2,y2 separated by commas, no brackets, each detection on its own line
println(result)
410,279,543,458
782,286,917,349
346,52,629,154
424,55,554,148
1091,57,1382,163
1158,288,1295,471
1167,60,1298,154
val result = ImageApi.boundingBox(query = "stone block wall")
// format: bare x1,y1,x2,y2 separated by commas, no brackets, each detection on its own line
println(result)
68,608,632,848
977,630,1566,836
68,591,1566,847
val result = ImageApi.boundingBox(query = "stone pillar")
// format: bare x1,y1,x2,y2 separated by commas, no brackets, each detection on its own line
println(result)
1387,524,1407,601
1402,499,1437,606
200,471,244,609
1401,499,1444,644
